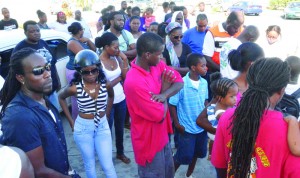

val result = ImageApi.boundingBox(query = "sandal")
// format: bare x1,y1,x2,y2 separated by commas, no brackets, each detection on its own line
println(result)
117,154,131,164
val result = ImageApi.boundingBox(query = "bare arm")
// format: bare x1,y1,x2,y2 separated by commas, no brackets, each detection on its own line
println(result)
169,104,185,133
26,146,70,178
285,115,300,156
204,55,220,72
58,85,77,131
78,37,96,52
116,51,129,80
196,98,218,134
123,43,137,59
105,82,114,119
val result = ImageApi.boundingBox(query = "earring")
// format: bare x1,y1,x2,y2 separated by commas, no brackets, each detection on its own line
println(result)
21,81,24,85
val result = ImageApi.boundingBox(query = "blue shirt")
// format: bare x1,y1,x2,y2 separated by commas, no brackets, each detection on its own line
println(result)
66,37,90,70
169,73,208,134
1,91,70,175
182,27,207,54
124,17,146,32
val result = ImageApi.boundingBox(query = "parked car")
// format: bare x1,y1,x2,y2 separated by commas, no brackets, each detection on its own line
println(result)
227,1,262,15
0,29,71,111
283,1,300,19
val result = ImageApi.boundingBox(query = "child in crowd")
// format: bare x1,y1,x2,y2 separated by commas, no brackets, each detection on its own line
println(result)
143,7,155,29
284,56,300,156
169,53,208,178
206,72,238,160
147,22,159,34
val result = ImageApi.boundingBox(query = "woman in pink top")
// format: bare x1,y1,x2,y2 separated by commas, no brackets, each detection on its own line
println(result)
211,58,300,178
228,42,264,103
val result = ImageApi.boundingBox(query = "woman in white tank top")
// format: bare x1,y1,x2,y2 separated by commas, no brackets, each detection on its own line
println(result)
95,32,131,164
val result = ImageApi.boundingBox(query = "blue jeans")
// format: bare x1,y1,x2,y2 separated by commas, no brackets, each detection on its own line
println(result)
108,99,127,155
73,115,117,178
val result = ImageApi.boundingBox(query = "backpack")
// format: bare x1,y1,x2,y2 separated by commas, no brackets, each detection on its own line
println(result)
276,88,300,118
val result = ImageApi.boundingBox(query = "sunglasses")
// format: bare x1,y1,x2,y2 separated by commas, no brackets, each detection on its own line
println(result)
172,35,183,40
176,18,182,21
32,63,51,75
80,68,99,75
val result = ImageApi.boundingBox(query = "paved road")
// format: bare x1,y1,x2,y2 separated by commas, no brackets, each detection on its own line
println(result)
63,116,217,178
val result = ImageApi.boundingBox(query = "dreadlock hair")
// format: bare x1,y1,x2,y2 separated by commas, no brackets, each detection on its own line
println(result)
0,48,36,115
210,72,237,98
229,58,290,178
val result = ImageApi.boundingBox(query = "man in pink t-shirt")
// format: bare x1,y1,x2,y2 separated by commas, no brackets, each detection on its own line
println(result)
124,32,183,177
212,108,300,178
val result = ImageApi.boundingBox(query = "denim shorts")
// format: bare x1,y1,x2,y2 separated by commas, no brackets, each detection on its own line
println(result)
174,131,208,165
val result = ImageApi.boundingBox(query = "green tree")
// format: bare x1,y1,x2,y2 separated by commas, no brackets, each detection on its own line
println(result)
75,0,94,11
269,0,294,10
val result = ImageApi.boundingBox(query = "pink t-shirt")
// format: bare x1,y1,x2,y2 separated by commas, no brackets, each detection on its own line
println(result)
211,108,300,178
124,60,183,166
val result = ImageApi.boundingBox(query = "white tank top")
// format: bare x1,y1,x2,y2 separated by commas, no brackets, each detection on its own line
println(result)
101,57,125,104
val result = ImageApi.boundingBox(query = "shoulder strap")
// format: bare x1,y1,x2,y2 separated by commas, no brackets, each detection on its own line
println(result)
121,30,129,46
291,88,300,98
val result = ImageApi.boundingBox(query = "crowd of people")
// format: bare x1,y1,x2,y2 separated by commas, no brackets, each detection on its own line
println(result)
1,1,300,178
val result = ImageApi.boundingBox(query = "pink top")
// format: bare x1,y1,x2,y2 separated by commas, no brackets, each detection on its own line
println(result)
144,16,156,28
211,108,300,178
124,59,183,166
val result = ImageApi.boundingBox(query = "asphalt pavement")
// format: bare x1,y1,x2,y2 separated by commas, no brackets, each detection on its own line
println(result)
62,115,217,178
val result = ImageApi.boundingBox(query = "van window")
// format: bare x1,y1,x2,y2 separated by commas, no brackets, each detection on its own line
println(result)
0,48,13,79
46,39,68,60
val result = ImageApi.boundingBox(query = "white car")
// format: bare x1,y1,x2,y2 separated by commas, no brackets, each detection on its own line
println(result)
0,29,71,111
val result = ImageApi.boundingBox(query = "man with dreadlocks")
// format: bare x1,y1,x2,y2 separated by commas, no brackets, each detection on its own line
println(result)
211,58,300,178
0,48,78,177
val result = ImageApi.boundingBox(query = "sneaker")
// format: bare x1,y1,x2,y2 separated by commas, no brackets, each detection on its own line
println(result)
185,174,194,178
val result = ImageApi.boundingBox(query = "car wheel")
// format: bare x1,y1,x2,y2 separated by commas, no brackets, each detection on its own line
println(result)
255,13,259,16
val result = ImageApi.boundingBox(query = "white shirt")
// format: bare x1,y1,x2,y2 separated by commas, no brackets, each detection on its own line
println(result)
260,39,288,60
48,21,70,34
0,146,22,178
71,19,93,39
220,38,241,79
203,23,233,57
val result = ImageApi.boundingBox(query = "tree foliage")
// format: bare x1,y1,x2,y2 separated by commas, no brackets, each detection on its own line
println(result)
74,0,95,11
269,0,294,10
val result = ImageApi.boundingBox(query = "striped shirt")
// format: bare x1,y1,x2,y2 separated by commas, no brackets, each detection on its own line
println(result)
169,73,208,134
76,81,107,116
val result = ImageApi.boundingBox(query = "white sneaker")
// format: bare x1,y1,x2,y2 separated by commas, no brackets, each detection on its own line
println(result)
185,174,194,178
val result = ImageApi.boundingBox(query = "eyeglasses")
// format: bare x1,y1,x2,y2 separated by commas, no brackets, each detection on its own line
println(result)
80,68,99,75
32,63,51,75
172,35,183,40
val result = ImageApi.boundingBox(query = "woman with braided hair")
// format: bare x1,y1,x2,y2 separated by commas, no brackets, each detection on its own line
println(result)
211,58,300,178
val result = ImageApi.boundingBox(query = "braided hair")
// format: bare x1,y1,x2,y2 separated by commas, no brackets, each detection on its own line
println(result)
210,72,237,98
229,58,290,177
0,48,36,115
